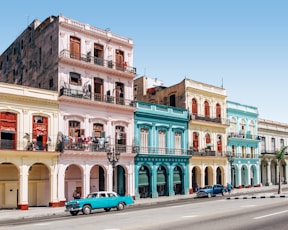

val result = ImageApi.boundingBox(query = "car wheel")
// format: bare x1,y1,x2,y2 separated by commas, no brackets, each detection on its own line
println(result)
207,193,212,198
82,205,91,215
70,211,79,216
117,202,125,211
104,208,111,212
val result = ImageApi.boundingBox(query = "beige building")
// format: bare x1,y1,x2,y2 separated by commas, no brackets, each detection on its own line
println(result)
134,76,229,192
0,82,59,210
258,118,288,186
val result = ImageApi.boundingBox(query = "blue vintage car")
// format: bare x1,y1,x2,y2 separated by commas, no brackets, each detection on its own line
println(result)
196,184,227,198
65,191,134,216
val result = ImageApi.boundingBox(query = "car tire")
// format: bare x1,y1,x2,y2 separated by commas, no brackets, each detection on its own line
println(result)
82,205,92,215
70,211,79,216
104,208,111,212
208,193,212,198
117,202,125,211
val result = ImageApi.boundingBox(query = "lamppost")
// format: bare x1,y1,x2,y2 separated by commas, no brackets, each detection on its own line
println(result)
107,148,120,192
227,152,234,187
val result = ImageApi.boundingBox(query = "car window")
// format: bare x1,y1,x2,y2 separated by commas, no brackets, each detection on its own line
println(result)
100,193,106,198
108,193,116,197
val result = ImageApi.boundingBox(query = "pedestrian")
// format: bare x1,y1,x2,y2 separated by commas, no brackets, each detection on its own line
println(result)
73,190,80,199
227,182,232,195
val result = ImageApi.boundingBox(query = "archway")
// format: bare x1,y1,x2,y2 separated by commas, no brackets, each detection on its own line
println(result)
28,163,50,206
116,165,126,196
173,166,182,195
138,165,150,198
65,164,83,201
0,162,18,208
90,165,105,193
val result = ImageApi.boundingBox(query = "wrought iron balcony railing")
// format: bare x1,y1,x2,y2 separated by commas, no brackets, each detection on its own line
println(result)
59,49,137,74
228,132,262,140
59,88,136,107
190,114,229,125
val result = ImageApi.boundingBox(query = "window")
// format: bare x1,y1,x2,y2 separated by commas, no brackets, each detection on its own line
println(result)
140,128,148,153
242,146,246,158
70,72,81,85
193,132,199,151
216,103,221,118
271,138,275,152
70,36,81,59
170,94,176,107
174,132,181,154
280,139,284,149
217,135,222,151
115,49,124,71
93,123,104,138
192,98,197,115
94,43,104,65
94,78,103,101
204,101,210,117
158,130,166,154
115,82,124,105
69,121,84,138
115,126,126,145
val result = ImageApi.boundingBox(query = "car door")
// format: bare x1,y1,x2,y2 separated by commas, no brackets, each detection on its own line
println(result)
106,192,118,208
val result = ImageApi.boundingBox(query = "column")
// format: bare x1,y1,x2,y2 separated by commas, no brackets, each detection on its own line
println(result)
58,165,66,206
151,166,158,198
168,166,175,196
49,161,59,207
18,165,29,210
267,160,272,186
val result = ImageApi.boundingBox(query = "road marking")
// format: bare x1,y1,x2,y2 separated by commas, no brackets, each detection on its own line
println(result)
33,223,50,226
253,210,288,220
182,215,198,218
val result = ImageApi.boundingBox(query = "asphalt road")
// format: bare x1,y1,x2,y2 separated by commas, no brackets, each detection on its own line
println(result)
1,193,288,230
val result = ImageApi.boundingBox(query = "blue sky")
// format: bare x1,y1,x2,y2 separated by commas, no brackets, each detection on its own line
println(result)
1,0,287,123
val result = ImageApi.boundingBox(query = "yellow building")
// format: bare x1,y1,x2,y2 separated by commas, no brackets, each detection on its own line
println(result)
0,83,59,210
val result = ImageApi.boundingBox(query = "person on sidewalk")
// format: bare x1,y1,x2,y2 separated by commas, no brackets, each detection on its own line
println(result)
227,182,232,195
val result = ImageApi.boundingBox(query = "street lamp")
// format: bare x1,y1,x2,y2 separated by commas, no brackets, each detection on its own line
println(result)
107,148,120,192
227,152,234,187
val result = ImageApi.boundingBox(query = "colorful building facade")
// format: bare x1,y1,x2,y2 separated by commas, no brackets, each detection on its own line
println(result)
134,101,191,199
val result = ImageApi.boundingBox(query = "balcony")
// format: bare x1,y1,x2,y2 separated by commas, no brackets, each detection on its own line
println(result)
136,146,192,156
190,114,229,125
59,49,137,75
228,132,262,140
0,139,56,152
59,88,136,107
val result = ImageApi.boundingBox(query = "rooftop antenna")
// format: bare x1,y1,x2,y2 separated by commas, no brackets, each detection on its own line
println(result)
221,77,224,88
27,15,30,26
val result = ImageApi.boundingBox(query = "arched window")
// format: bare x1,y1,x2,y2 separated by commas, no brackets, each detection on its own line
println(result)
193,132,199,151
192,98,197,115
216,103,221,118
204,101,210,117
205,133,211,147
217,135,222,151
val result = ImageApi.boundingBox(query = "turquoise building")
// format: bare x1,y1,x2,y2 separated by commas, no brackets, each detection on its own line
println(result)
134,101,191,199
226,101,261,188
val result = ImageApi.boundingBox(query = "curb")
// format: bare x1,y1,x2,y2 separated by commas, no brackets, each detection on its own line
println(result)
226,195,288,200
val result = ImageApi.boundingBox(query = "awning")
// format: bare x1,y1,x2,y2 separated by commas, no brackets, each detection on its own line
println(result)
157,173,166,185
138,173,149,186
173,173,182,184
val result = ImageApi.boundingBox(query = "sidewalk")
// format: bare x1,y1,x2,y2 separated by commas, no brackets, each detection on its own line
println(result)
1,185,288,222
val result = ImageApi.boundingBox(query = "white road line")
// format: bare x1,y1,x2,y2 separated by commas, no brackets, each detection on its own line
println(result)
182,215,198,218
254,210,288,220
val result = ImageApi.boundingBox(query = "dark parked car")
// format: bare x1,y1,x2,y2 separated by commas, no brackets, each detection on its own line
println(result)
197,184,227,198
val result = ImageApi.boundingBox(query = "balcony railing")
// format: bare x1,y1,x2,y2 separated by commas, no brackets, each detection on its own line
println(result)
59,88,136,107
59,49,137,74
0,139,56,152
190,114,229,125
228,132,262,140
